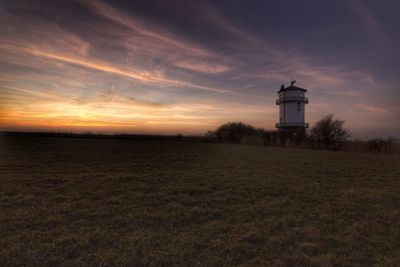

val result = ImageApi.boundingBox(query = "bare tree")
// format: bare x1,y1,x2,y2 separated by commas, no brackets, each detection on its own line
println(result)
310,114,349,150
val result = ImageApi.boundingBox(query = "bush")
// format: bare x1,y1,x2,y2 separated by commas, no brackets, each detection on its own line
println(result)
310,114,349,150
211,122,258,144
205,120,398,154
207,123,307,147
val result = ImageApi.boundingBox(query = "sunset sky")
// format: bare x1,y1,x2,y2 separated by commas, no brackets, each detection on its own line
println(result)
1,0,399,137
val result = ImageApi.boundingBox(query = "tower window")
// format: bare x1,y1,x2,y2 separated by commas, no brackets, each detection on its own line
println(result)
297,102,301,111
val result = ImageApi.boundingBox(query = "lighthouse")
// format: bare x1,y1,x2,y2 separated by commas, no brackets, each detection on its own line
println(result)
276,81,309,135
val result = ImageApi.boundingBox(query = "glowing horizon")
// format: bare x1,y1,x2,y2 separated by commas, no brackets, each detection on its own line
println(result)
1,0,399,137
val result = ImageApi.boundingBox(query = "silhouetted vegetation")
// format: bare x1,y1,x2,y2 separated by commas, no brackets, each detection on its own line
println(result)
209,122,259,143
0,131,205,142
310,114,349,150
342,138,400,154
205,116,399,154
205,122,303,146
2,114,399,155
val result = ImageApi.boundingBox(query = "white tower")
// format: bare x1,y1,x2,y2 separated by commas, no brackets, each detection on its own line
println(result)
275,81,309,134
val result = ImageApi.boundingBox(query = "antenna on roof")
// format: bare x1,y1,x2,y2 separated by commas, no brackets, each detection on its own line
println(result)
291,80,296,86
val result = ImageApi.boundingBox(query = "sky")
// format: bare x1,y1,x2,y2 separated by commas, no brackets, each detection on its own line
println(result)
0,0,399,138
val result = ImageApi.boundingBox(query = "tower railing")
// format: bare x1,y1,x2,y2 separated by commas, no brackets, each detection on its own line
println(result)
276,96,308,105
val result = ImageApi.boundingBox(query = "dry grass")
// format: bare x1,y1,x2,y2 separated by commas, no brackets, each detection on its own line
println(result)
1,136,400,266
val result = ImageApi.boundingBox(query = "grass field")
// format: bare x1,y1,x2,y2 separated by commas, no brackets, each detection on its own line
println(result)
1,136,400,266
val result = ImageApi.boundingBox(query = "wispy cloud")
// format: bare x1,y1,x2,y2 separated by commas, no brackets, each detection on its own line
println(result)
86,0,211,57
355,104,389,114
0,42,232,94
352,0,384,35
85,0,233,75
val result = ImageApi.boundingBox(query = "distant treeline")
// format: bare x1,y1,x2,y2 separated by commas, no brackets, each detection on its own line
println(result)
204,116,400,154
2,115,399,154
0,131,204,142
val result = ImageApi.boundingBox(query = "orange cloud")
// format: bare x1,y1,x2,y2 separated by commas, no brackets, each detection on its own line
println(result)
174,59,230,74
0,42,232,94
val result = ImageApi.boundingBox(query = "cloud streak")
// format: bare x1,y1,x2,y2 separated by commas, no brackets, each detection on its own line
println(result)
352,0,384,35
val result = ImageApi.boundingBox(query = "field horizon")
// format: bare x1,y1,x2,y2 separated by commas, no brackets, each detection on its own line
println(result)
1,136,399,266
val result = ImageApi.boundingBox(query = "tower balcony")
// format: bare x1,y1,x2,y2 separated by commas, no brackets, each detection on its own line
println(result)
275,122,309,128
276,96,308,105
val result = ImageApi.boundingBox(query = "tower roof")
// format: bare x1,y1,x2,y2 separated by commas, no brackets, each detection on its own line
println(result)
278,85,307,93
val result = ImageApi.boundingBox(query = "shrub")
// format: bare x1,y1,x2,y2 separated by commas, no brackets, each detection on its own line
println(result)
213,122,257,144
310,114,349,150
